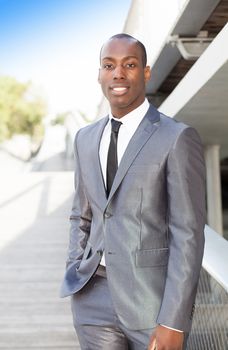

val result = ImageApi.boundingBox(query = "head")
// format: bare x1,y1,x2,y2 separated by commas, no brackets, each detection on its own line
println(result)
98,33,151,118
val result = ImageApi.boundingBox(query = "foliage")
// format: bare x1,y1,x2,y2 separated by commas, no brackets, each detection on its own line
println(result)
51,111,70,126
0,76,47,142
77,109,93,123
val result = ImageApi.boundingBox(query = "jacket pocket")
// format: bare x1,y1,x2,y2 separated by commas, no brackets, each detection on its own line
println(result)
82,242,92,260
136,248,169,267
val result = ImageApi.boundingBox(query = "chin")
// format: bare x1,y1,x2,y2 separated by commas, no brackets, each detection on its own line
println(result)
110,97,131,108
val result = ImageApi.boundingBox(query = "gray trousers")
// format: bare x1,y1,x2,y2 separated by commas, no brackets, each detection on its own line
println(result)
71,273,188,350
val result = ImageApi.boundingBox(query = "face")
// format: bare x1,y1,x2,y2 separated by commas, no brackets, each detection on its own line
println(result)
98,38,151,118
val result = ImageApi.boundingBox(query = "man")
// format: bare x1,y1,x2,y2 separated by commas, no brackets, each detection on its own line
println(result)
61,33,206,350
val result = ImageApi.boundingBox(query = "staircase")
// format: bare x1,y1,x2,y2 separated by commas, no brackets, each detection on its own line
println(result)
0,125,80,349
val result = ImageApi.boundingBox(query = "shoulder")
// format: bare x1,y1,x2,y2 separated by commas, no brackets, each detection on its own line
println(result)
147,103,188,133
154,111,203,150
159,112,201,138
158,117,203,163
159,112,189,133
75,116,108,141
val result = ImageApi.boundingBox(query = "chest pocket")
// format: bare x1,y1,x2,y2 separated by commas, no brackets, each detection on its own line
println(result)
128,164,160,174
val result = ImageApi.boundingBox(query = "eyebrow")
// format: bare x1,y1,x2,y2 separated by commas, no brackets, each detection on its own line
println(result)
101,55,139,61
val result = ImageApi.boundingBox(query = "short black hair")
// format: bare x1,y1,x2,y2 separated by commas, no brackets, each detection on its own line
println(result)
100,33,147,67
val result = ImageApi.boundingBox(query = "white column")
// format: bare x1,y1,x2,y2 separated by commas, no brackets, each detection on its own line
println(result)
205,145,223,235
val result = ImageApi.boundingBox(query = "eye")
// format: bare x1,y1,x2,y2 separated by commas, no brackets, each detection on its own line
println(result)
103,63,114,70
126,63,136,68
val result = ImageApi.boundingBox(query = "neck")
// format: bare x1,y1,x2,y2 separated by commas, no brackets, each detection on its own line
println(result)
111,98,146,119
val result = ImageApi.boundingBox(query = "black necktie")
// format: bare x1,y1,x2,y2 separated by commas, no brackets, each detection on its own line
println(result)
106,119,122,196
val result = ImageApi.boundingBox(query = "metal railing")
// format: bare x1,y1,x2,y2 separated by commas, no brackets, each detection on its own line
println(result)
187,226,228,349
64,112,87,159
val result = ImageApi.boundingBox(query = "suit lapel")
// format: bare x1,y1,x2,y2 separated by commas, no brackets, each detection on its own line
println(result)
91,116,109,208
106,105,160,206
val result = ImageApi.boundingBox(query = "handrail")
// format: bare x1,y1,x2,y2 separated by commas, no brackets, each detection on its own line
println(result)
64,113,86,158
203,225,228,292
65,112,86,142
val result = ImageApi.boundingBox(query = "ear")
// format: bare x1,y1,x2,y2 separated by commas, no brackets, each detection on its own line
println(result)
98,68,101,84
144,66,151,83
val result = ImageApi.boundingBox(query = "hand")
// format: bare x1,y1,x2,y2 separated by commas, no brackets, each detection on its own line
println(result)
148,325,184,350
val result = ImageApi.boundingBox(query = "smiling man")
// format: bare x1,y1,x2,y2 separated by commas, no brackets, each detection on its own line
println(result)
98,35,150,117
61,34,206,350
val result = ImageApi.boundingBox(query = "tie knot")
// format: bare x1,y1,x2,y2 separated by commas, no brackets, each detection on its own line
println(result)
111,119,122,133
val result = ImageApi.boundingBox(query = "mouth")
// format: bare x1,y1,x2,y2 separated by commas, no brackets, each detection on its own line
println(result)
110,86,129,96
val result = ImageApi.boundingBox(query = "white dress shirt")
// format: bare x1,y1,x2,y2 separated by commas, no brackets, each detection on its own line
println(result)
99,99,150,187
98,99,182,332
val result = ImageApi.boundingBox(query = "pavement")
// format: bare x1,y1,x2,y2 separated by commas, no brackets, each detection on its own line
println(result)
0,126,80,349
31,125,74,172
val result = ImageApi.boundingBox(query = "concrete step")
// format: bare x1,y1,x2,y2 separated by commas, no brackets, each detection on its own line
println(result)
0,172,80,349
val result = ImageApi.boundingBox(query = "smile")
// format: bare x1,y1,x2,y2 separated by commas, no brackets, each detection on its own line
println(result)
111,86,129,96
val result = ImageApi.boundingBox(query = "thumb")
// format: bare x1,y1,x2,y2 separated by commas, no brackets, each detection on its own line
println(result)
148,335,157,350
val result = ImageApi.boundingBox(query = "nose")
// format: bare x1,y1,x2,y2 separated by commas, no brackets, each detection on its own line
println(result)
113,65,125,79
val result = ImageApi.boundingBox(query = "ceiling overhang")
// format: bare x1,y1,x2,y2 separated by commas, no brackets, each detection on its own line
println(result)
146,0,221,94
159,24,228,158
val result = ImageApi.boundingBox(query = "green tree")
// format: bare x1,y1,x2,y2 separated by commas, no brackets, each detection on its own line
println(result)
0,76,46,142
51,111,70,126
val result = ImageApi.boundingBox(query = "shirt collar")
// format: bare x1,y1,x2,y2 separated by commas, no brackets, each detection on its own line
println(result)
109,99,150,127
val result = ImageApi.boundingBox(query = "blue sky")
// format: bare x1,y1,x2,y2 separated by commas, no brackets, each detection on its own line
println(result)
0,0,132,117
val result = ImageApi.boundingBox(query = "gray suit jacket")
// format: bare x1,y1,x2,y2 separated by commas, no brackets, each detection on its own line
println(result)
60,104,206,332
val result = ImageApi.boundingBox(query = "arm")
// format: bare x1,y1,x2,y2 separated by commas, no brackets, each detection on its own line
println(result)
150,127,206,349
66,131,92,270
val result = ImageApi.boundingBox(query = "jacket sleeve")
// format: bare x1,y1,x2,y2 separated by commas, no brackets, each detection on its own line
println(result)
157,127,206,332
66,131,92,269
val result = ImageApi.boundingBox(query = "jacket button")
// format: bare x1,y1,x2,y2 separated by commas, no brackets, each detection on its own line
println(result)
104,212,111,218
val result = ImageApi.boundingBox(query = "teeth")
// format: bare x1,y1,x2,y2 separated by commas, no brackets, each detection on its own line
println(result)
113,87,127,91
